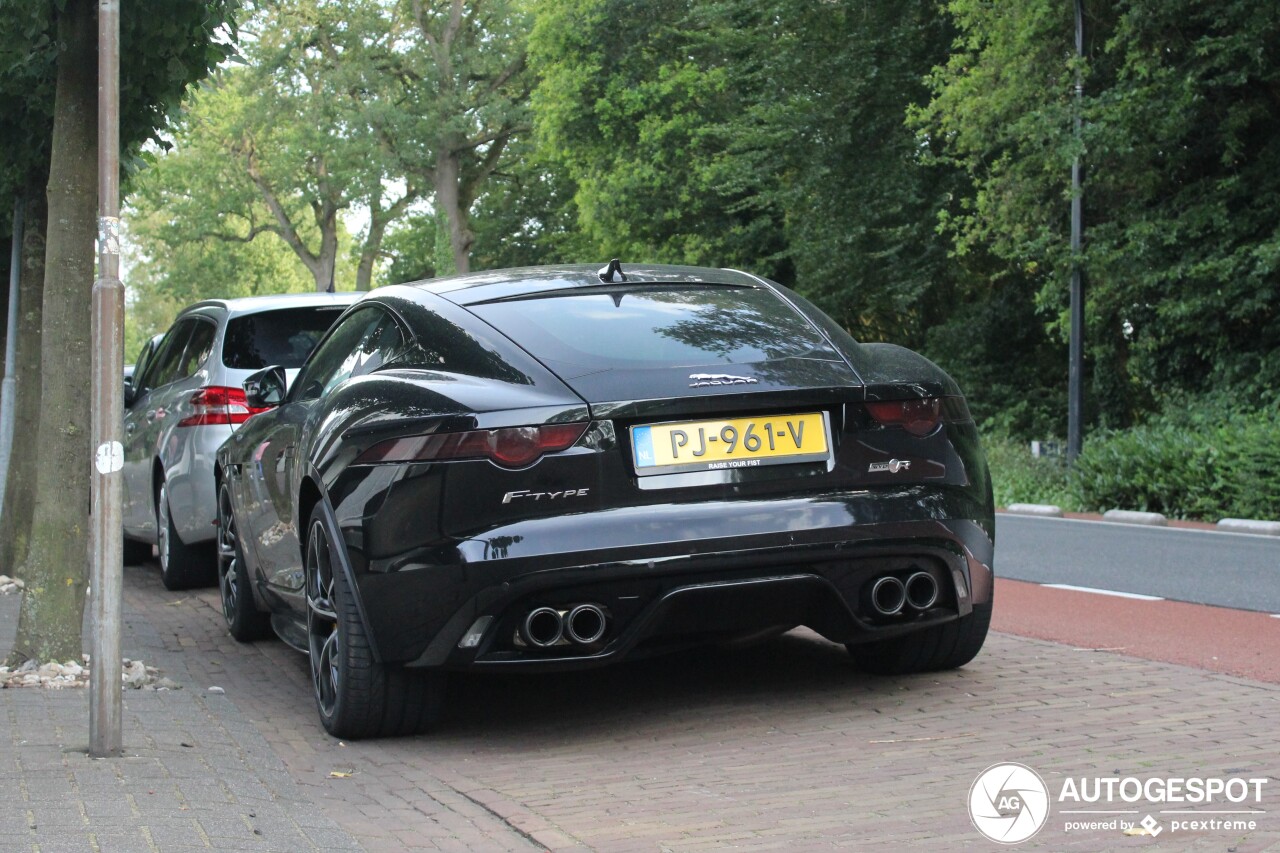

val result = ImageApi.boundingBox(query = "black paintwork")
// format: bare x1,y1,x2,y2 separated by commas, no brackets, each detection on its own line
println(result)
216,264,994,669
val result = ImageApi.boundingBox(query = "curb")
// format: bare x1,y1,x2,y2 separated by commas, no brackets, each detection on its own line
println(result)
1101,509,1168,526
999,508,1280,535
1217,518,1280,536
1005,503,1064,518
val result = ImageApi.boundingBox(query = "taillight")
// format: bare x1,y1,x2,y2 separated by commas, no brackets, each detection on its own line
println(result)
176,386,269,428
355,423,588,468
865,398,944,436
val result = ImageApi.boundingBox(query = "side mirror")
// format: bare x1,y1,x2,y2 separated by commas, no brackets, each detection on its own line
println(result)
123,379,137,408
244,365,287,409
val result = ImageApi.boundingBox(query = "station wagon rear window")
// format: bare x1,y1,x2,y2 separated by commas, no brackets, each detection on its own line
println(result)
469,286,829,371
222,307,348,370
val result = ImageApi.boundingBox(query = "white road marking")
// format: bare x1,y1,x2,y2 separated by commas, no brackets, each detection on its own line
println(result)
1041,583,1164,601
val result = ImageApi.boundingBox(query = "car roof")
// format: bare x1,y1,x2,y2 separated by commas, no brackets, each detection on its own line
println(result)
180,291,363,320
398,263,768,306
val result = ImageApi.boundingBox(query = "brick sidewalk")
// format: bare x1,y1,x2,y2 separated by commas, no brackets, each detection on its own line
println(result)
0,590,362,852
4,565,1280,851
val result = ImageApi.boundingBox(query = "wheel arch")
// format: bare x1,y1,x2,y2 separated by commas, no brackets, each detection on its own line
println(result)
301,476,382,664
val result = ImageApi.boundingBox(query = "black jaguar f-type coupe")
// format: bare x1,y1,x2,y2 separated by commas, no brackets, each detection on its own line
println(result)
214,262,995,738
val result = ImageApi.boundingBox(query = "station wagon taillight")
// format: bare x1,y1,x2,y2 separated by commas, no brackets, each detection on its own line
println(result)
176,386,270,428
355,423,588,468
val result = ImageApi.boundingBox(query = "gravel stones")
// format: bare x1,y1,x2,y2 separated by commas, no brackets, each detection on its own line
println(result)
0,656,180,690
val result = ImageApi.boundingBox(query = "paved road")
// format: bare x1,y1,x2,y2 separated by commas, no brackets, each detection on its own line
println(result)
996,514,1280,612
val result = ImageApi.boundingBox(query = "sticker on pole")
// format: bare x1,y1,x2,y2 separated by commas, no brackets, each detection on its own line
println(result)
94,441,124,475
97,216,120,256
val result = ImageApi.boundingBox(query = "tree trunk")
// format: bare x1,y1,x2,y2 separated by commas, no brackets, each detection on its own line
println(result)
9,0,97,665
0,192,47,579
355,193,416,291
434,145,474,274
316,207,337,292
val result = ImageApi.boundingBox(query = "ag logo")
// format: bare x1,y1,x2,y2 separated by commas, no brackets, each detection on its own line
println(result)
968,763,1050,844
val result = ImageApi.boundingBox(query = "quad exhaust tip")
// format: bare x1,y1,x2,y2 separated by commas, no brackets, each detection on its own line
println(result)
520,603,610,648
522,607,564,647
867,571,940,617
869,576,906,616
904,571,939,611
565,604,607,645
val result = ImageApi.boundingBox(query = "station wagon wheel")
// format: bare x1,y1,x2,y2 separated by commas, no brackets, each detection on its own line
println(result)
303,504,445,739
216,480,271,641
156,478,213,590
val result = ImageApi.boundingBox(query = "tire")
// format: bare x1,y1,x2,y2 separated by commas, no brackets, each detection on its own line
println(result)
216,480,272,641
848,599,992,676
157,479,215,590
305,504,444,739
122,537,153,565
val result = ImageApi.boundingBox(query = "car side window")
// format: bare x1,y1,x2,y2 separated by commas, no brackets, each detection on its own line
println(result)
394,300,531,384
292,307,387,402
138,320,195,392
131,336,158,386
349,314,405,381
175,318,217,381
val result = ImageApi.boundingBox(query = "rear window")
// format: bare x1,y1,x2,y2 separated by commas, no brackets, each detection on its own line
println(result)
469,286,828,371
222,307,348,370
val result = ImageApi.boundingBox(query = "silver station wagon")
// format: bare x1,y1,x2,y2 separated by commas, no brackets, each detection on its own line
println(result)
122,293,360,588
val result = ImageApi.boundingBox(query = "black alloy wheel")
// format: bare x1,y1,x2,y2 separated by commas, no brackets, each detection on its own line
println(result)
304,504,445,739
216,480,271,641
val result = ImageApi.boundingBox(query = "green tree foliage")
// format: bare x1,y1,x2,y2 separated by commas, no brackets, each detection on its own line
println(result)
714,0,959,342
469,141,590,271
528,0,1066,436
129,0,535,295
914,0,1280,423
127,3,414,295
354,0,535,274
0,3,57,206
383,139,588,282
529,0,787,278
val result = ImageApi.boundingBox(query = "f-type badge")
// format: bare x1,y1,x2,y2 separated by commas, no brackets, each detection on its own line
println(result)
869,459,911,474
689,373,758,388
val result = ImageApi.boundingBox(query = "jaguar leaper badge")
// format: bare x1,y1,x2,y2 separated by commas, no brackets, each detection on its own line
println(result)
689,373,758,388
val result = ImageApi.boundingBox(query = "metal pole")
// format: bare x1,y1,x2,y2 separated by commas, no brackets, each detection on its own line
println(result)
1067,0,1086,462
90,0,124,758
0,197,23,522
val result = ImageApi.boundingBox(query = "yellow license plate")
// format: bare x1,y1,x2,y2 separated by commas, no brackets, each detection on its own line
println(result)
631,412,829,476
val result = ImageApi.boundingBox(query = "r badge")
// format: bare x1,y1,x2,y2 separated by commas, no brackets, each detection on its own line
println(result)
868,459,911,474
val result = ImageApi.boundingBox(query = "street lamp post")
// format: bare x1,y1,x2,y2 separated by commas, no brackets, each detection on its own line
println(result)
89,0,124,758
1067,0,1086,462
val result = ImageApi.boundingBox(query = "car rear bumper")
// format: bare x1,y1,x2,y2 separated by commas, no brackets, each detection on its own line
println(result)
342,485,994,669
165,423,231,544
